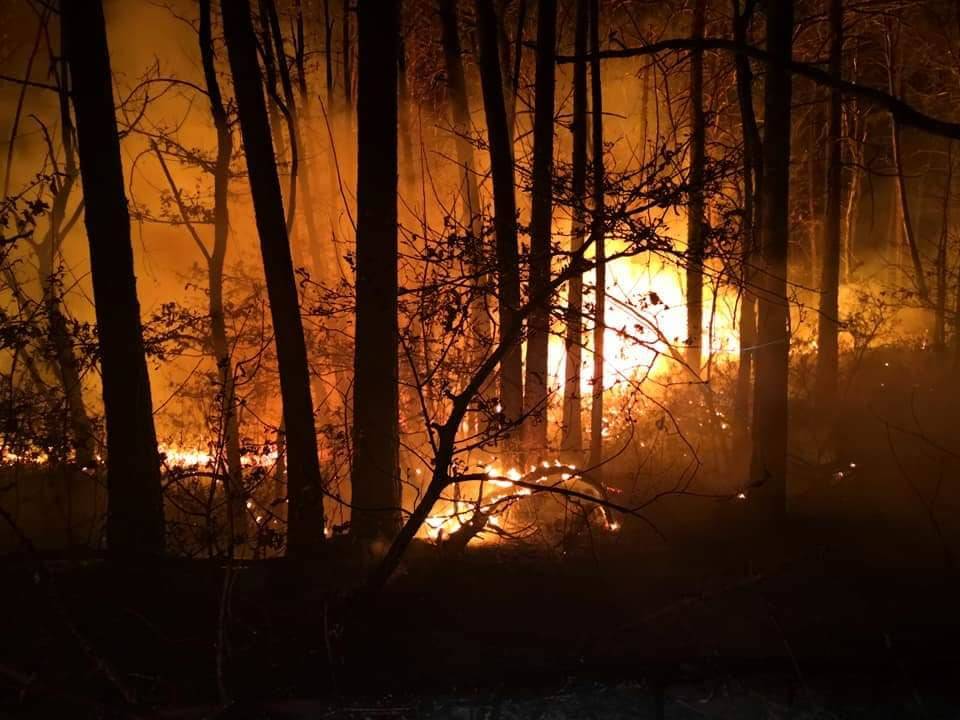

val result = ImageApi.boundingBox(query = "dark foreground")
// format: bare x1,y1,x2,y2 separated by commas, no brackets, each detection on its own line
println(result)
2,501,959,719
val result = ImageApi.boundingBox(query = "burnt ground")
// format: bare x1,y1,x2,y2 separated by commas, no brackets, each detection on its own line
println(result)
1,499,959,719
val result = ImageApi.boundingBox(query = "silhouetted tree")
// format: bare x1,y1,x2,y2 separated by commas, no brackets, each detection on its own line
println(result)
587,0,606,473
750,0,794,518
732,0,762,431
561,0,589,458
816,0,843,407
685,0,706,374
351,0,402,541
522,0,557,453
63,0,165,557
222,0,325,556
476,0,523,439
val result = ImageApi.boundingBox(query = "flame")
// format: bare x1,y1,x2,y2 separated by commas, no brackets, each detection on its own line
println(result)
421,461,619,546
549,253,740,394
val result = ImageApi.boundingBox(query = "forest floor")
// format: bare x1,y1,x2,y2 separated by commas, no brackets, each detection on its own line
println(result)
3,348,960,717
1,505,959,719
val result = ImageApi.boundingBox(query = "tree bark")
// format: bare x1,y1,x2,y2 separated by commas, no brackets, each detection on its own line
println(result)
561,0,589,458
222,0,325,557
732,0,762,433
351,0,402,541
198,0,246,543
522,0,557,453
885,25,929,302
36,59,96,470
685,0,706,374
439,0,492,367
587,0,605,473
476,0,523,439
935,142,952,349
749,0,793,519
63,0,165,557
815,0,843,407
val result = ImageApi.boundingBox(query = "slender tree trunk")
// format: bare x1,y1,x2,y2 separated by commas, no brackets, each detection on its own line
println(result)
222,0,325,557
807,101,824,284
522,0,557,453
397,21,416,193
63,0,165,557
264,0,327,296
842,56,864,284
258,5,289,173
749,0,793,519
732,0,762,433
935,142,953,349
351,0,402,541
342,0,352,107
561,0,588,458
815,0,843,407
885,26,929,302
36,63,96,470
439,0,492,362
685,0,706,374
476,0,523,438
199,0,246,542
587,0,606,473
440,0,481,235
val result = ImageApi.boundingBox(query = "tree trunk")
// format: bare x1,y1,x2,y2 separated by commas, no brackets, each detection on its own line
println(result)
199,0,246,543
749,0,793,519
222,0,325,557
440,0,482,235
439,0,492,372
36,63,97,470
732,0,762,433
815,0,843,407
685,0,706,374
476,0,523,439
264,0,328,294
885,25,929,302
522,0,557,454
587,0,606,473
63,0,165,557
561,0,589,458
351,0,402,541
342,0,352,107
935,142,953,349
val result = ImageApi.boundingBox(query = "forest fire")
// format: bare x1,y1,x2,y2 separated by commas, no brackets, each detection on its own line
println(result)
3,0,960,715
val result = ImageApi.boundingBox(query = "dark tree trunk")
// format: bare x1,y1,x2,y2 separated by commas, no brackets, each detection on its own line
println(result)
264,0,325,280
587,0,605,473
935,142,952,349
199,0,246,542
749,0,793,518
685,0,706,374
885,26,929,303
815,0,843,407
732,0,762,432
257,4,289,174
561,0,589,458
439,0,481,233
439,0,491,362
63,0,165,557
522,0,557,453
351,0,402,541
37,59,96,470
476,0,523,437
222,0,325,557
342,0,352,107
